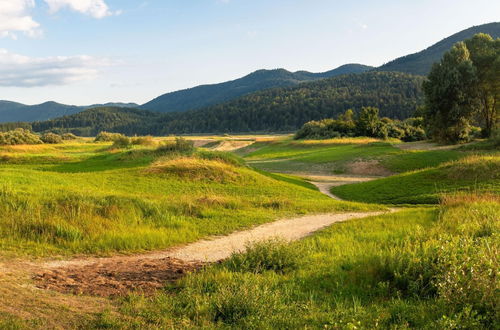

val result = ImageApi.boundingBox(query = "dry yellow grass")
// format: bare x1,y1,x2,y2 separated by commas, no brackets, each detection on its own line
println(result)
146,157,242,183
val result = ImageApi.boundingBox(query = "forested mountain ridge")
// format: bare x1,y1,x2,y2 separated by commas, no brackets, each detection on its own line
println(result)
377,22,500,75
10,71,424,135
140,64,374,113
0,101,139,123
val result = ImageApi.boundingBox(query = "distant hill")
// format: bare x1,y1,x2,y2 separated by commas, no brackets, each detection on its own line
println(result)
140,64,374,113
377,22,500,75
12,71,423,136
0,101,139,123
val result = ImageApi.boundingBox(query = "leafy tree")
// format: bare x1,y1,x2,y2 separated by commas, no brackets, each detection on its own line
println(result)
356,107,382,137
464,33,500,137
423,42,479,143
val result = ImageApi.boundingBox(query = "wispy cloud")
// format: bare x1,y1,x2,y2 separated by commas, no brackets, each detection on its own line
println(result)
0,0,40,38
0,49,111,87
44,0,116,19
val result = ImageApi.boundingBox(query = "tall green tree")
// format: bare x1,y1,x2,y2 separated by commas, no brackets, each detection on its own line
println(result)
423,42,479,143
464,33,500,137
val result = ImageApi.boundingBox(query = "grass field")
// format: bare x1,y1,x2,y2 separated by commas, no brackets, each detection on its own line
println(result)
0,140,376,257
332,155,500,204
0,136,498,329
243,138,469,175
81,194,499,329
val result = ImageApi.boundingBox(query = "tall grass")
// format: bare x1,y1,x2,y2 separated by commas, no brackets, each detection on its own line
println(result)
101,195,498,328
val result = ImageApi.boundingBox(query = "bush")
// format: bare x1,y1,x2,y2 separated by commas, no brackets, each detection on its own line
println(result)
61,133,78,140
94,131,126,142
131,136,156,146
0,129,42,145
224,239,302,274
111,136,132,149
157,137,194,154
41,132,63,144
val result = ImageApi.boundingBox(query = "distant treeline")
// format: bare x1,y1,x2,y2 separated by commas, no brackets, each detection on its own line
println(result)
0,72,424,136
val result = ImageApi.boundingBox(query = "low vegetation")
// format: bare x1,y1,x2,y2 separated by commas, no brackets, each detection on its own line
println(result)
89,194,498,328
0,140,374,257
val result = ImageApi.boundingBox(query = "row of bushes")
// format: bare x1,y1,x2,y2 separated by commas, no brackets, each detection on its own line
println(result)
0,129,77,146
295,107,426,141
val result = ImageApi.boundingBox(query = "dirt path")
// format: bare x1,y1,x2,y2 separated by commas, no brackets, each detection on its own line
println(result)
35,209,389,296
299,174,381,200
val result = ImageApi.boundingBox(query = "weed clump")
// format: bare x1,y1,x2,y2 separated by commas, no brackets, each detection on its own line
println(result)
224,239,302,274
95,131,127,142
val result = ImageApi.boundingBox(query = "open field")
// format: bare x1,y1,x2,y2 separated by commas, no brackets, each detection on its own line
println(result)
0,136,498,328
0,140,378,257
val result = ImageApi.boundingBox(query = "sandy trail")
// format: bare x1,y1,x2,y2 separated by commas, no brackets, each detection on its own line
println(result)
34,169,391,297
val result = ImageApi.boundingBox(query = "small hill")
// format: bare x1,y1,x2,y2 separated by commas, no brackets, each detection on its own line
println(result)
140,64,374,113
377,22,500,75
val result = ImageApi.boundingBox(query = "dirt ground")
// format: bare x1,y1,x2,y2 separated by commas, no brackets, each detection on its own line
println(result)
32,209,388,298
34,257,204,297
346,159,393,176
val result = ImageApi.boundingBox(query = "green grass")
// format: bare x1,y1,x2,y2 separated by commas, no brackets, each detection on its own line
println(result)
332,155,500,204
0,142,377,257
91,195,499,328
244,138,475,175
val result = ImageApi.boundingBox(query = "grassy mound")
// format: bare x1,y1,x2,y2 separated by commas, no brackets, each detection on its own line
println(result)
332,155,500,204
146,157,242,183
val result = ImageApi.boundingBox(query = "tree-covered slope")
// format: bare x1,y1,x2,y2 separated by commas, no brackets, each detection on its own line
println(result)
0,101,140,123
11,71,424,135
154,71,424,133
377,22,500,75
140,64,373,113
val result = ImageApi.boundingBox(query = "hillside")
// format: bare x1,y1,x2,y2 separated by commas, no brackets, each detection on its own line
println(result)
140,64,373,113
9,71,424,135
153,71,424,134
0,101,139,123
377,22,500,75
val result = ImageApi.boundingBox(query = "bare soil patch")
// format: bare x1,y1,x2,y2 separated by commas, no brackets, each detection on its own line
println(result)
34,257,204,297
213,140,255,152
346,159,393,176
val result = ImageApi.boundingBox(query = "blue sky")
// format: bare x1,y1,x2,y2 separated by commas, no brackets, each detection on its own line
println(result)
0,0,499,105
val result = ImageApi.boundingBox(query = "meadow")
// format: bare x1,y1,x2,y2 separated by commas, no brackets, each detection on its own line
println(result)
0,138,377,257
0,135,498,329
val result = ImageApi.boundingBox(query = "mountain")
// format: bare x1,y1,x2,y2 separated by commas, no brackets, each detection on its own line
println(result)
12,71,423,136
377,22,500,75
140,64,374,113
0,101,139,123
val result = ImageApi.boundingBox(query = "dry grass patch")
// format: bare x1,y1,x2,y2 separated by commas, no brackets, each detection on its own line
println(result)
146,157,242,183
444,155,500,181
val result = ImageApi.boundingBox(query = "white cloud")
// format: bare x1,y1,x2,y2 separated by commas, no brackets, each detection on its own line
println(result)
0,49,110,87
0,0,40,38
44,0,114,18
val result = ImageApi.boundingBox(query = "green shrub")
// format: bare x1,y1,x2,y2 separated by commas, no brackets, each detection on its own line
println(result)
131,136,156,146
94,131,126,142
224,239,302,274
0,128,42,145
41,132,63,144
157,137,194,154
111,136,132,149
61,133,78,140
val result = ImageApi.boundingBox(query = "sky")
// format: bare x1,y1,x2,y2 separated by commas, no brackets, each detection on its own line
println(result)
0,0,499,106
